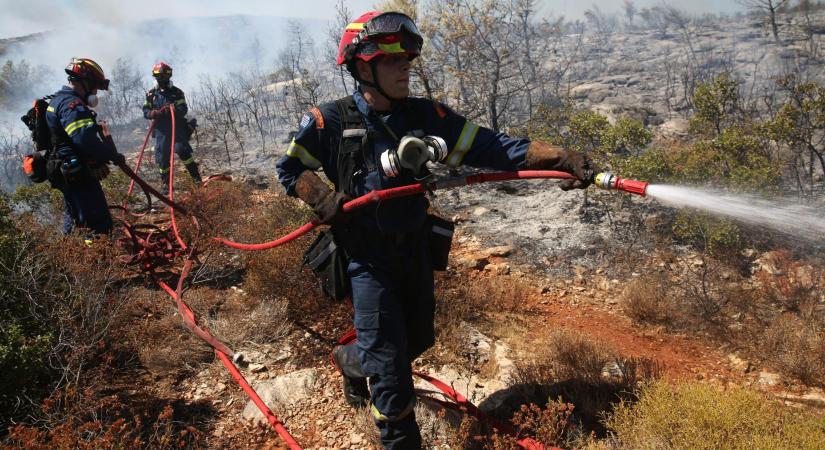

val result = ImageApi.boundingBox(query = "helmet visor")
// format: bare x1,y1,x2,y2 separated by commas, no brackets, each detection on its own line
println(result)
364,12,422,44
358,33,422,59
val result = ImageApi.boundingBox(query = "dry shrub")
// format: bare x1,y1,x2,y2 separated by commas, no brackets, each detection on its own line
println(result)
434,271,533,368
761,315,825,387
444,399,596,449
350,404,382,448
622,274,678,326
513,328,611,386
205,295,290,347
486,399,590,450
545,329,615,382
136,307,213,375
756,250,824,320
417,402,463,448
605,380,825,449
6,387,205,449
510,329,661,440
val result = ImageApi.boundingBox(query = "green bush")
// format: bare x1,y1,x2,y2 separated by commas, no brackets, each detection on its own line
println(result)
689,72,740,136
605,380,825,449
0,195,58,421
672,213,742,256
0,326,53,413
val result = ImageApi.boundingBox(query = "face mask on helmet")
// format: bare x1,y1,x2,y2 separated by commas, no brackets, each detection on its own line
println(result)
86,94,99,108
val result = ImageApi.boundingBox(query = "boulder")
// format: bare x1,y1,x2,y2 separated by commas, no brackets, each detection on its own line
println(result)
242,368,321,426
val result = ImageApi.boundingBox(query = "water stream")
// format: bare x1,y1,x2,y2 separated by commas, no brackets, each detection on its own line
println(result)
645,185,825,244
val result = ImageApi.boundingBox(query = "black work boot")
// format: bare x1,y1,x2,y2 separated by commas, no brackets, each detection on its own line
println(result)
331,344,369,408
159,176,170,196
184,162,202,185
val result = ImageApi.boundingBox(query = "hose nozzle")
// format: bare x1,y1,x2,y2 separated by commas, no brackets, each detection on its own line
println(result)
594,172,648,197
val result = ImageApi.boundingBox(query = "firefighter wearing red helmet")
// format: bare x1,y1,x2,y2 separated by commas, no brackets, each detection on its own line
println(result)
277,11,596,448
143,61,201,190
45,57,126,235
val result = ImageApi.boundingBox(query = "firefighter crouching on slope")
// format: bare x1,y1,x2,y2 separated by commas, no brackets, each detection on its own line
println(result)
46,57,126,235
276,11,597,449
143,62,201,190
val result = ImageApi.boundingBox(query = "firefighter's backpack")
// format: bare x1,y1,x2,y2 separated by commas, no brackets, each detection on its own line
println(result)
20,97,54,183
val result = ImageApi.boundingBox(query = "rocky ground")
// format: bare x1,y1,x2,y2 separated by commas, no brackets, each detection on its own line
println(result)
114,175,822,448
130,221,824,449
563,11,825,138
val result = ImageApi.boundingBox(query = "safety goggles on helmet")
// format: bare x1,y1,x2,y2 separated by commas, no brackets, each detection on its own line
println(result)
353,12,423,49
94,78,110,91
357,32,422,59
363,12,421,40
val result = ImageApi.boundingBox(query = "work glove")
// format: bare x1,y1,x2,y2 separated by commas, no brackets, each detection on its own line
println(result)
149,109,167,119
111,152,126,167
524,141,599,190
295,171,353,225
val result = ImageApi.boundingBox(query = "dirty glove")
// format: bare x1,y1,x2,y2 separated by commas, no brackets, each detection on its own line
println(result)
111,152,126,167
295,171,353,225
524,141,599,190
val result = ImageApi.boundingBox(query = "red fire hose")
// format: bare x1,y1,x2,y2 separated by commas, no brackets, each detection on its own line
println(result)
115,110,650,449
215,170,577,251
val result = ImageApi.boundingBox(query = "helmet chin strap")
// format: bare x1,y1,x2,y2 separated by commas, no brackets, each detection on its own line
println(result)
358,60,406,103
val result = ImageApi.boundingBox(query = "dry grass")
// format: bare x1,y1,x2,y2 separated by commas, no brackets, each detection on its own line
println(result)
433,270,533,370
761,315,825,388
205,294,290,347
350,405,382,448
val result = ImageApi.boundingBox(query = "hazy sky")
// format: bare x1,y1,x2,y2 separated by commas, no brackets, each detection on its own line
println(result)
0,0,746,39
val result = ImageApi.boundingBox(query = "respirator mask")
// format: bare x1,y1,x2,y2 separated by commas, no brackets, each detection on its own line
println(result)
85,94,99,108
380,135,448,178
154,78,173,89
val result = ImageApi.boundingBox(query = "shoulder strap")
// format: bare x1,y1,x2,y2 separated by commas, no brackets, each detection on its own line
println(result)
333,96,372,195
335,96,364,131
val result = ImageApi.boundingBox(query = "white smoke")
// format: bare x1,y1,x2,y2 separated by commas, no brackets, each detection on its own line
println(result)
0,2,345,189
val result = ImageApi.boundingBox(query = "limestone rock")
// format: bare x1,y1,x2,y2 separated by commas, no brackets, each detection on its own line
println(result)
242,368,321,426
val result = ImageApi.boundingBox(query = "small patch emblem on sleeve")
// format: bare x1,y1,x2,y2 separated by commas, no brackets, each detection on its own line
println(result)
309,107,325,129
300,113,312,129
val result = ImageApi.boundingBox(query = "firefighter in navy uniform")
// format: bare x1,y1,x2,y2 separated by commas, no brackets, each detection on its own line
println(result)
276,11,596,449
143,62,201,190
46,57,126,235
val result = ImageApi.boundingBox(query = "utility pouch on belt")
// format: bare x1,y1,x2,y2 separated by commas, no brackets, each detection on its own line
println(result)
23,151,48,183
428,214,454,271
302,229,351,301
185,118,197,141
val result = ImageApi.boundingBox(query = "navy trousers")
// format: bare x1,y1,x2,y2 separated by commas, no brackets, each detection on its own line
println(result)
154,131,194,173
59,177,112,235
345,231,435,449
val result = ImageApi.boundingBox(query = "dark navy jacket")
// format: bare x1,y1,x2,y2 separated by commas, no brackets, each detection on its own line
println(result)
276,90,531,232
45,86,116,162
143,85,189,137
